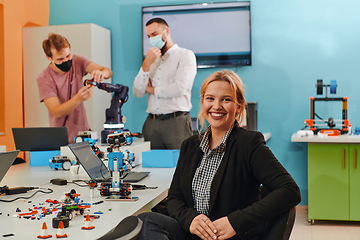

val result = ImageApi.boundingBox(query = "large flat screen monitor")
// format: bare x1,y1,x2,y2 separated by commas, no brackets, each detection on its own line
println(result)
142,1,251,68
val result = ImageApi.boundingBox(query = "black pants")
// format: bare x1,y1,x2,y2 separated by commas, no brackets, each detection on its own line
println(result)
142,112,192,149
137,212,262,240
137,212,190,240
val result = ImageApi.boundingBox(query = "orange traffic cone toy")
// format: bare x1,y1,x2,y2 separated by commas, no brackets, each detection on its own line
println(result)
81,214,95,230
37,222,52,239
56,221,67,238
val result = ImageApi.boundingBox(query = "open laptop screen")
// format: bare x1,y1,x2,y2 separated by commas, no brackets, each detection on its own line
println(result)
0,150,20,182
68,142,111,181
12,127,68,151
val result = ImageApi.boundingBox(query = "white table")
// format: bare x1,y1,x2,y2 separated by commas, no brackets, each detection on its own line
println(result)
291,133,360,143
0,163,174,239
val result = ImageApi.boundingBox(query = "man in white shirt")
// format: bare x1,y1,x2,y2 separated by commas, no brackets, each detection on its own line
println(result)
133,18,197,149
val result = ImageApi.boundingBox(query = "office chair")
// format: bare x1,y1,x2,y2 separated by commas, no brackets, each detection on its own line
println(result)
191,117,199,135
97,216,142,240
260,186,296,240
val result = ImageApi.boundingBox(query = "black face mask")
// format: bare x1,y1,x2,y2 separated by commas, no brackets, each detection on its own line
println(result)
55,59,72,72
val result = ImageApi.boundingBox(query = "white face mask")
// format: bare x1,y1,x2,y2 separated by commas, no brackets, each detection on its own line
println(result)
149,30,166,49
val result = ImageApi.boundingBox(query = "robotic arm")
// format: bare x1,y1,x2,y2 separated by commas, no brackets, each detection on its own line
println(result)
84,79,129,125
84,79,129,143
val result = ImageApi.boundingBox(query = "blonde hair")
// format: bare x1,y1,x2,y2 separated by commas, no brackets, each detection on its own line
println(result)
197,69,246,133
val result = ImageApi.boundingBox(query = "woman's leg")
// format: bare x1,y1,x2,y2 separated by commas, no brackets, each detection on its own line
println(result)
138,212,189,240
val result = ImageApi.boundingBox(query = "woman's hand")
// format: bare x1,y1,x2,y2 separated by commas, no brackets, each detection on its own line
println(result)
213,217,236,240
190,214,218,240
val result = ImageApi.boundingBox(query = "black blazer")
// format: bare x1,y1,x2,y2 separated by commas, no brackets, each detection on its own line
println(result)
167,123,301,240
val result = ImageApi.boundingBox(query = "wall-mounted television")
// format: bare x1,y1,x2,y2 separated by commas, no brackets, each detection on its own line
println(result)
142,2,251,68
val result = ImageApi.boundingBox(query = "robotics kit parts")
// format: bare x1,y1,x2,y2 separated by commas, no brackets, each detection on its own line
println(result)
90,144,105,159
84,79,129,144
52,216,70,228
74,130,99,144
99,182,132,197
49,155,73,171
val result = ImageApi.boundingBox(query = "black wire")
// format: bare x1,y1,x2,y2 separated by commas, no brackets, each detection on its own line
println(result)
314,112,323,120
0,188,53,203
70,180,89,187
120,172,129,180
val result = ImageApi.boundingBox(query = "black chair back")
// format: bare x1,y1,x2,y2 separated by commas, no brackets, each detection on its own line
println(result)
260,186,296,240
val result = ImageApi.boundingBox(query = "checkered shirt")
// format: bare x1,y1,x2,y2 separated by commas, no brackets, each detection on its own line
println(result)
192,123,234,215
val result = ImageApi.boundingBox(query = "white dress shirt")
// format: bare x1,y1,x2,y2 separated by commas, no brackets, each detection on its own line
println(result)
133,44,197,114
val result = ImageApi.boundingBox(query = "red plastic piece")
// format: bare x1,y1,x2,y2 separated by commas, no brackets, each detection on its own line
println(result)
18,210,38,216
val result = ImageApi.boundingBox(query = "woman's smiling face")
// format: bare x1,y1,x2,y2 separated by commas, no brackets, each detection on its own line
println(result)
202,80,240,133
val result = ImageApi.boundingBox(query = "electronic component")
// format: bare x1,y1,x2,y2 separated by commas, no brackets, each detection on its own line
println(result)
49,156,73,171
50,179,67,186
84,79,129,143
74,131,99,144
5,186,36,195
98,182,132,197
304,79,349,134
52,216,70,229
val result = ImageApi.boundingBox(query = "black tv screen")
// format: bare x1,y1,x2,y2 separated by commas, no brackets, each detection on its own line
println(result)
142,2,251,68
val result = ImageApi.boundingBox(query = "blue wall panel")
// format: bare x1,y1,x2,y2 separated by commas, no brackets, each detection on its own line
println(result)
49,0,360,205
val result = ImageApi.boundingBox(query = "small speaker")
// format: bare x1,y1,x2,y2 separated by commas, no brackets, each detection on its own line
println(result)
191,118,199,135
245,102,257,131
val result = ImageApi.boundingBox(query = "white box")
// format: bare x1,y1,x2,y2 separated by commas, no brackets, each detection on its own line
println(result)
0,145,6,152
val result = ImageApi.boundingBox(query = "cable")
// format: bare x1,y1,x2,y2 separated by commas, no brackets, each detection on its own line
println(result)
131,184,158,190
120,172,129,180
70,180,90,187
314,113,323,120
0,188,53,202
301,125,308,130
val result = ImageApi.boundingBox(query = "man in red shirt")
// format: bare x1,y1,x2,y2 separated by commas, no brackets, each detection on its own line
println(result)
37,33,112,143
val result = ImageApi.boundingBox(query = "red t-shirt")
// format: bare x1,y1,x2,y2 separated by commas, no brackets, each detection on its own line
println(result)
36,54,92,143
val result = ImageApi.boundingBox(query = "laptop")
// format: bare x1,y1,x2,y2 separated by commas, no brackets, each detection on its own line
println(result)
123,171,150,183
68,142,111,182
0,150,20,183
12,127,68,151
68,142,150,183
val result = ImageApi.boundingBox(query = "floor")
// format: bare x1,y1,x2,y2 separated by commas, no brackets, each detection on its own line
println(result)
290,206,360,240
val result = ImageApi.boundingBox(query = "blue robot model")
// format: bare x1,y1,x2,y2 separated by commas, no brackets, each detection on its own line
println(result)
98,131,135,197
49,156,74,171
